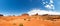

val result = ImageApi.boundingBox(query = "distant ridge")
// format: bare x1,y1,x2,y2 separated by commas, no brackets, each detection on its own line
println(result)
21,13,29,16
0,14,3,16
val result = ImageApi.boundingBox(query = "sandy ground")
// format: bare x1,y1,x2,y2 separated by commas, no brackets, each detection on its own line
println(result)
0,14,60,26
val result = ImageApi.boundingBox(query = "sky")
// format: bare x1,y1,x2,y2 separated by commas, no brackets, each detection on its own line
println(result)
0,0,60,16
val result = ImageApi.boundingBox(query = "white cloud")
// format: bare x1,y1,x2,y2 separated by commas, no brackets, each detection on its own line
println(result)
45,5,51,9
42,0,54,9
45,4,54,9
27,8,60,16
43,2,46,4
50,0,53,3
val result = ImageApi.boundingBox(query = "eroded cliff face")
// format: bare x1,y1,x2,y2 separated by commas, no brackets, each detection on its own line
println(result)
0,14,60,26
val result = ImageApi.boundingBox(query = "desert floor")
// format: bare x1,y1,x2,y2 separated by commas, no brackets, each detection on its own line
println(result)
0,15,60,26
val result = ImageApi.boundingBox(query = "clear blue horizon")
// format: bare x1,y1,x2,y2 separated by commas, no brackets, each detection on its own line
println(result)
0,0,60,16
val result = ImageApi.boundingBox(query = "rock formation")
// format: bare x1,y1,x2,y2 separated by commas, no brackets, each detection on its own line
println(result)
0,14,3,16
21,14,29,16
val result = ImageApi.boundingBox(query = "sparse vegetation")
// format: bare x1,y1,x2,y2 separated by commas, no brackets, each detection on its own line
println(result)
28,19,30,21
13,23,16,25
24,19,26,20
1,14,60,26
27,17,31,21
55,16,60,19
19,23,23,26
44,16,54,21
34,17,37,19
45,16,60,21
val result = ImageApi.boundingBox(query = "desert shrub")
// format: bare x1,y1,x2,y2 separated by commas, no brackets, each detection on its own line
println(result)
57,16,60,19
27,17,31,21
45,16,54,21
28,19,30,21
19,23,23,26
34,17,37,19
24,19,26,20
47,17,52,20
46,16,57,21
13,23,16,25
51,16,60,21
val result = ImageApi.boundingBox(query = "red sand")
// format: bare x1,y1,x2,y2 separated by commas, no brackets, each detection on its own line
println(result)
0,14,60,26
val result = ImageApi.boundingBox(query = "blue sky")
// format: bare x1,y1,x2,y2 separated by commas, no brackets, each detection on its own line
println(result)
54,0,60,12
0,0,60,16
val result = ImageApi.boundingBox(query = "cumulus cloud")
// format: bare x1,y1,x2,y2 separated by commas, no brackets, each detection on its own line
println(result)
45,4,54,9
42,0,54,9
50,0,53,3
42,1,46,5
27,9,60,16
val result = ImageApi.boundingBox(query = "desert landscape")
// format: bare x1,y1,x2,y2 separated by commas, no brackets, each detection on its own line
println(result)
0,13,60,26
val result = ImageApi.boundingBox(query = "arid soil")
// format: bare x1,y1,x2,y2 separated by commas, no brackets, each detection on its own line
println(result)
0,14,60,26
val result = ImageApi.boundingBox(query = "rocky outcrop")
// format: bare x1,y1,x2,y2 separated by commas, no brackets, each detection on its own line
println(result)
42,14,49,16
21,14,29,16
0,14,3,16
